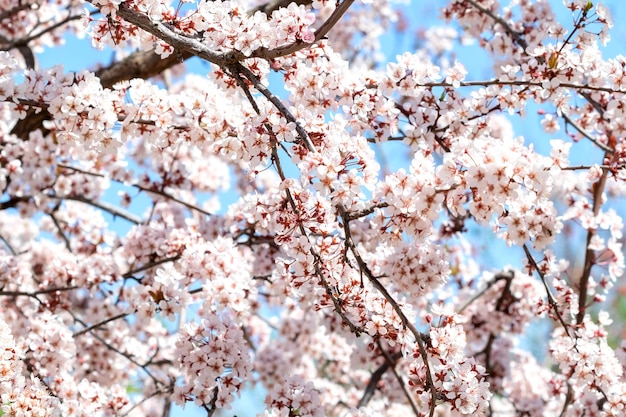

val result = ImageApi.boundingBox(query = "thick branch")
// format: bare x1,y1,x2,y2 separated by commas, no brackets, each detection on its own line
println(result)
253,0,356,60
113,3,244,66
11,47,192,139
252,0,313,16
576,165,609,325
357,350,403,408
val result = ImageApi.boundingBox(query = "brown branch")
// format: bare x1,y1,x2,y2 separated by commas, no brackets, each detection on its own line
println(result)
2,14,83,54
337,203,437,416
57,164,213,218
344,202,389,221
458,271,512,314
118,384,174,417
562,113,613,154
59,194,142,224
252,0,356,60
11,40,192,139
377,341,420,416
464,0,614,330
575,164,609,325
134,184,214,218
419,79,626,96
113,3,243,65
358,351,399,407
357,349,403,407
252,0,313,16
0,234,16,255
522,244,572,337
122,256,181,279
0,3,33,21
72,311,129,337
49,211,72,252
465,0,528,50
559,164,611,171
236,62,316,152
266,128,363,335
283,186,364,336
0,196,31,210
114,0,357,66
0,285,79,298
88,324,163,384
476,272,514,376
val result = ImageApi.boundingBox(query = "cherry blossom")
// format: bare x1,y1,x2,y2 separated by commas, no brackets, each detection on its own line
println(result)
0,0,625,416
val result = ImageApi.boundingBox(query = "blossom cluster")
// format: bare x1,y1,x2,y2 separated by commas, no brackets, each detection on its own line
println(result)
0,319,61,417
174,312,252,409
410,319,492,415
91,0,316,56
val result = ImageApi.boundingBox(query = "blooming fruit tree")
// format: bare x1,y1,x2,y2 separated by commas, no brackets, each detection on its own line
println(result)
1,0,626,415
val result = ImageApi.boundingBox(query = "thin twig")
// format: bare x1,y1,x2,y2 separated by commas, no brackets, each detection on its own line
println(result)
337,203,437,416
0,285,79,298
49,211,72,252
419,79,626,96
457,272,512,314
57,164,213,218
2,14,83,53
60,194,142,224
119,385,174,417
266,130,363,335
376,341,420,416
236,62,317,152
0,234,17,255
562,113,613,153
522,244,571,337
72,311,129,337
122,256,181,279
465,0,528,49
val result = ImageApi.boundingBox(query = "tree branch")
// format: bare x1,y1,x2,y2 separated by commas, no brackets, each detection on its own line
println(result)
337,203,437,416
562,113,614,153
253,0,356,60
122,255,181,279
252,0,313,16
58,194,143,224
522,244,572,337
236,62,317,152
377,341,420,416
575,164,609,325
73,311,129,337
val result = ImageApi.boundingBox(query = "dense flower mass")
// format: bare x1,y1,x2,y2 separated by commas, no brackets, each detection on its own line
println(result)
1,0,626,416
